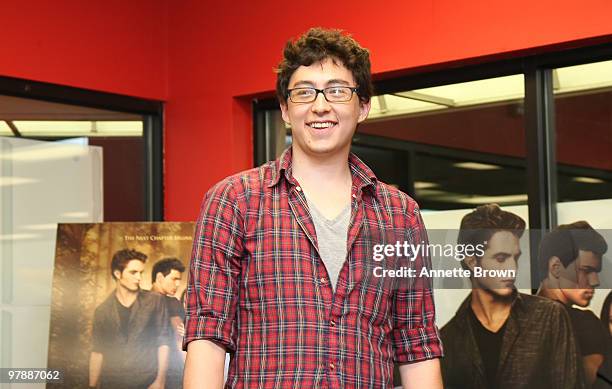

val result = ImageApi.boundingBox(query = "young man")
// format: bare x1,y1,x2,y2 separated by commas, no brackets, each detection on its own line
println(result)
89,249,170,389
151,257,187,389
441,204,582,389
537,221,608,385
183,28,443,388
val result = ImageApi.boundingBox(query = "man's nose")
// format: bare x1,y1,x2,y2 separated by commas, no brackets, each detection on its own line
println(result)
507,257,519,271
589,272,600,288
311,91,331,113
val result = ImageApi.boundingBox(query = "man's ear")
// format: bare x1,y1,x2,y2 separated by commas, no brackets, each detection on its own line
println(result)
357,99,371,123
113,269,121,280
154,272,164,284
280,102,289,124
548,256,563,278
464,256,477,271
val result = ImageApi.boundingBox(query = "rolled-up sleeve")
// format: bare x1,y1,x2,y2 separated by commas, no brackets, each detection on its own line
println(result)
392,205,443,363
183,179,244,351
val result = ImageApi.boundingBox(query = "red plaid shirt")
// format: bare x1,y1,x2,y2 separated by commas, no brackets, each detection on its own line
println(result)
184,148,442,388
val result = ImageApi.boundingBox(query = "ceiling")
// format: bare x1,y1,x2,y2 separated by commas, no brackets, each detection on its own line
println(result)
0,95,142,137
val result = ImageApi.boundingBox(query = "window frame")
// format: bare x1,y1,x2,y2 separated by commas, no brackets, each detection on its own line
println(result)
0,75,164,221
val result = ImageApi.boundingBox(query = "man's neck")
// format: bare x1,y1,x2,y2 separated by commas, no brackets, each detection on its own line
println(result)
470,289,512,332
291,147,352,186
115,285,138,307
151,284,164,295
291,147,353,219
536,280,569,305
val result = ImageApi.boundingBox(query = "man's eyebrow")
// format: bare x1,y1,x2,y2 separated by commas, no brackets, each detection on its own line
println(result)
290,79,352,88
292,81,315,87
581,265,601,272
326,79,351,86
493,251,513,258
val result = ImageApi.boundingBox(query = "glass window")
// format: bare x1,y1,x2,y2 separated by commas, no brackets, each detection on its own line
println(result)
0,94,146,220
361,75,527,210
552,60,612,317
553,61,612,203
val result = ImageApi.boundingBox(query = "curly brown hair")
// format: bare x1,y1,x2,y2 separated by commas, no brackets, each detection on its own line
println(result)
458,203,526,249
275,27,373,104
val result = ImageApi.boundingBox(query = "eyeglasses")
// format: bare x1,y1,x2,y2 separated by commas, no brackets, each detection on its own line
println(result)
287,86,359,103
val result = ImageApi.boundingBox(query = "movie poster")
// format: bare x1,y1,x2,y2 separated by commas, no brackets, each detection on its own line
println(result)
47,222,195,389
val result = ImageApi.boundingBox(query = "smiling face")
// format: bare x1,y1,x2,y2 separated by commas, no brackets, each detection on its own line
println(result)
468,230,521,298
280,58,370,160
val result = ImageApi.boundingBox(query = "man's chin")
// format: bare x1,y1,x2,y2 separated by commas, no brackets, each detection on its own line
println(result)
572,290,594,307
574,297,592,307
485,287,515,299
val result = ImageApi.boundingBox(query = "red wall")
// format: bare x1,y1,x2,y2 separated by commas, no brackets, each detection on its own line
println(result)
2,1,612,220
0,0,167,99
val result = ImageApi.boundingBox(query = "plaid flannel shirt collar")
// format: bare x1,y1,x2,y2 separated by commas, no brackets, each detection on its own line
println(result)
267,147,378,196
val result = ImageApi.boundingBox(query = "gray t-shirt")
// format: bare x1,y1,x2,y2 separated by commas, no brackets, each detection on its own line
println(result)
306,197,351,291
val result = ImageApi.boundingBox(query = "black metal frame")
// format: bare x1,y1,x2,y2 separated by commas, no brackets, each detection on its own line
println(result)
0,75,165,221
253,98,282,166
524,64,557,288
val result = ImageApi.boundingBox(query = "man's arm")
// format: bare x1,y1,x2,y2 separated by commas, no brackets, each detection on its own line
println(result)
89,351,103,388
399,358,443,389
148,345,169,389
392,205,444,383
184,340,226,389
578,311,607,385
583,354,605,385
170,315,186,360
183,181,244,385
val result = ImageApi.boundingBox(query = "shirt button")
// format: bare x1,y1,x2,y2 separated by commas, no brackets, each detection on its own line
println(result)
330,320,336,327
329,362,335,370
320,277,328,284
351,193,356,198
296,186,302,191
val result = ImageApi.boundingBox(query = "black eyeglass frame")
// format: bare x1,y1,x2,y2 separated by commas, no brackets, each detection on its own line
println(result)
286,86,360,103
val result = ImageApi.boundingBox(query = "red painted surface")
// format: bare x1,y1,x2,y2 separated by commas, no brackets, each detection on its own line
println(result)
2,1,612,220
0,0,168,99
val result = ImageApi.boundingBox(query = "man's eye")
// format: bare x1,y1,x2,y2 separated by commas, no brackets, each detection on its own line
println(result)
296,89,314,96
328,87,345,96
